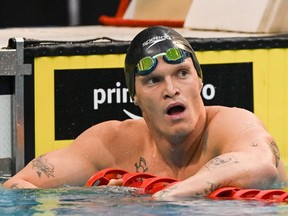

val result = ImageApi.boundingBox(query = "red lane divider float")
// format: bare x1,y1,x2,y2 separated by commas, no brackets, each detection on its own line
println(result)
85,168,178,194
86,168,288,203
209,187,288,203
85,168,128,186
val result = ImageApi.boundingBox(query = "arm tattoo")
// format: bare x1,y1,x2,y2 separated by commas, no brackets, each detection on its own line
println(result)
134,157,148,173
158,182,226,198
204,181,223,195
157,185,178,198
268,141,280,167
250,142,258,147
205,155,239,170
196,180,232,196
31,154,55,178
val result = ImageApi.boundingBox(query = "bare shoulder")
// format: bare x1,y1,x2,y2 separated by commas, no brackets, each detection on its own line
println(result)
205,106,283,174
69,118,148,165
205,106,272,151
81,118,147,140
206,106,263,130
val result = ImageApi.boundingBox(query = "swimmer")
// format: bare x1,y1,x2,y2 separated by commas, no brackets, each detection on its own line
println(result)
3,26,287,200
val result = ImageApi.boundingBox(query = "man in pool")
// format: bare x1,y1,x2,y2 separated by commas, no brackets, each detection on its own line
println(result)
3,26,287,199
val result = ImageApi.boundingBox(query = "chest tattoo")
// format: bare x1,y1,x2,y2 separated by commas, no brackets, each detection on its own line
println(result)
134,157,148,173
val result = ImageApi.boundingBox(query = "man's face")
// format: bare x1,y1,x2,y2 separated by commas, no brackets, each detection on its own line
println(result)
134,56,204,138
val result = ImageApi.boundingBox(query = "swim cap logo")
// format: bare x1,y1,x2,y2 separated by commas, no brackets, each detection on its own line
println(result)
142,34,172,50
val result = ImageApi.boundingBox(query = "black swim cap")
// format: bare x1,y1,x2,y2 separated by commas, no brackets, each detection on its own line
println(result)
124,26,202,98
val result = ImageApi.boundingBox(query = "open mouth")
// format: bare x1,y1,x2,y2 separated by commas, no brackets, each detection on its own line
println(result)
167,105,185,115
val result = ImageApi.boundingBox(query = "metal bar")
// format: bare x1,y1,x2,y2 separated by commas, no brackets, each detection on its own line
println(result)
0,49,31,76
11,38,26,173
68,0,80,25
0,38,32,174
0,50,17,75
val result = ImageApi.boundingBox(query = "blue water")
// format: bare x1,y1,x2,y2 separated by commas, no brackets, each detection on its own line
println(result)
1,178,288,216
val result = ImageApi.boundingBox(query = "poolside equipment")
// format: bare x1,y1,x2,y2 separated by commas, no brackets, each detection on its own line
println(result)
98,0,188,27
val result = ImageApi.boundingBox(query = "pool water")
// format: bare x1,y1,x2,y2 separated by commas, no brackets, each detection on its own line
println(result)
1,178,288,216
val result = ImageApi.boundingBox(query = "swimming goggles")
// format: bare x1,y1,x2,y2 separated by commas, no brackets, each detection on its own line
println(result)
135,47,191,76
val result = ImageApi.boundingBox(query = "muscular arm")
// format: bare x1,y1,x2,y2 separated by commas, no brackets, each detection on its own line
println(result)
3,148,97,188
154,151,278,200
153,108,281,200
3,121,119,189
3,154,56,188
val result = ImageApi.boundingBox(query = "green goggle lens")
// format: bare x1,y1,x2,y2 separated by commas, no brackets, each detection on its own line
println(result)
136,47,190,76
136,56,155,73
165,47,182,61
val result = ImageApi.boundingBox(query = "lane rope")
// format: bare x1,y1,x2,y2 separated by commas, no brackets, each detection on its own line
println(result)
85,168,288,203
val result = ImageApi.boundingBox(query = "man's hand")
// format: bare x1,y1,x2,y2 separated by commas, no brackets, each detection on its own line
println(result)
107,179,124,186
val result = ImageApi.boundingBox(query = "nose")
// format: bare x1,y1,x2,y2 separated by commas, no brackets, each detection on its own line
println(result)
163,78,180,99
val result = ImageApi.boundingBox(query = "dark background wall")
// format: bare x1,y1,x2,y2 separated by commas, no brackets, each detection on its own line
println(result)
0,0,120,27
